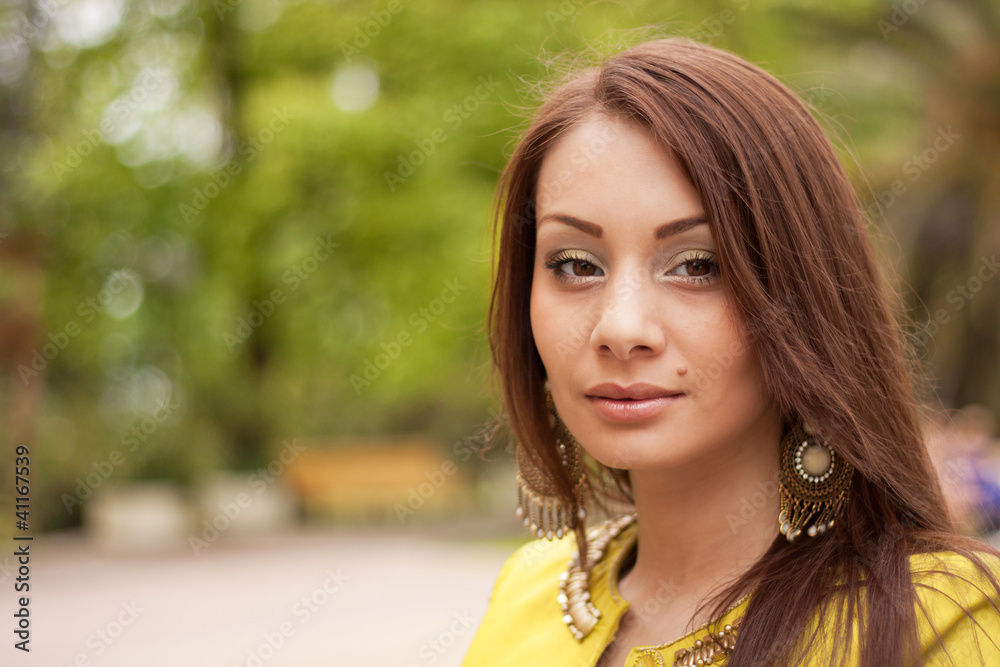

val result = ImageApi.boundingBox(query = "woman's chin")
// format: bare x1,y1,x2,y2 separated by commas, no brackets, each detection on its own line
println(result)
582,441,694,472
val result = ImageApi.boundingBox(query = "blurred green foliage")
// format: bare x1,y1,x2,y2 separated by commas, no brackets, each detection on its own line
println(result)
1,0,997,530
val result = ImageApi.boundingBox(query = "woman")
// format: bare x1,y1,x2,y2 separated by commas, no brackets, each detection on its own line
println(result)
462,37,1000,666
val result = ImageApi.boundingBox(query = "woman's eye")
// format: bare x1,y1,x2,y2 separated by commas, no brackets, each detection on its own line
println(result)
544,252,603,281
669,254,719,282
561,259,599,276
680,259,712,276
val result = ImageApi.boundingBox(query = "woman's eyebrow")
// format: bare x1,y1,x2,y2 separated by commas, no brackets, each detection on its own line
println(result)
655,216,707,239
536,213,707,239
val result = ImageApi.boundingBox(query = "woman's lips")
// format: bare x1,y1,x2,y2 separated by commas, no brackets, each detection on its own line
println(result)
586,394,683,423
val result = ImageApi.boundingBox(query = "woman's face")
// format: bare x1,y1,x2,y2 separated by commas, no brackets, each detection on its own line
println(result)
530,114,779,471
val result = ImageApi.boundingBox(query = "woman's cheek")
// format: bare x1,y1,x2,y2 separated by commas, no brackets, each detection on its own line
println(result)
531,286,565,371
535,286,589,360
681,308,745,399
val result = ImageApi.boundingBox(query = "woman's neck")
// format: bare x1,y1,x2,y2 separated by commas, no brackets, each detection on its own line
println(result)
615,415,782,623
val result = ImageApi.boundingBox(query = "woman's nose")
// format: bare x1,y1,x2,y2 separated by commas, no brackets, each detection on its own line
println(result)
589,271,666,360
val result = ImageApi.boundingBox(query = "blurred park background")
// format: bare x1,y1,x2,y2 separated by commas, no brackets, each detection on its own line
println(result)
1,0,1000,664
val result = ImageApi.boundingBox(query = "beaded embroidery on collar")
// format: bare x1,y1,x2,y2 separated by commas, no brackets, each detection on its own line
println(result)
558,513,748,666
558,513,636,640
670,616,742,666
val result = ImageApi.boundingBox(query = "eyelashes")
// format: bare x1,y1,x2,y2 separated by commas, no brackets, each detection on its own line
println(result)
672,252,718,283
544,251,602,282
543,250,720,285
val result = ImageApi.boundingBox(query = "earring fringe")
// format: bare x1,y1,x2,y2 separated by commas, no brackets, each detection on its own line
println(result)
514,386,587,541
777,421,853,542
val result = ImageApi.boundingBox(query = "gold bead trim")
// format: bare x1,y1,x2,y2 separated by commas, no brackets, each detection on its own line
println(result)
629,588,752,665
635,648,665,666
671,616,742,666
558,513,637,640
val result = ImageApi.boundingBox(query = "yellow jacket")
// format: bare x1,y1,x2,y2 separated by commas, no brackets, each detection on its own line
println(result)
462,517,1000,666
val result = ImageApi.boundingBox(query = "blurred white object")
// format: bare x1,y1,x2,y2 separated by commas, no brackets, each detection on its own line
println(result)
196,471,298,537
84,482,190,553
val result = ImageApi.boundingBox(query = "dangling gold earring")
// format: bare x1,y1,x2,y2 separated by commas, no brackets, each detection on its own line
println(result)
515,382,587,540
778,420,853,542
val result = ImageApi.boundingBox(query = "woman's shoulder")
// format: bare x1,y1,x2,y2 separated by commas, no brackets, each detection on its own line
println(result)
909,547,1000,572
907,548,1000,663
908,547,1000,604
487,529,579,600
462,516,638,665
485,514,636,603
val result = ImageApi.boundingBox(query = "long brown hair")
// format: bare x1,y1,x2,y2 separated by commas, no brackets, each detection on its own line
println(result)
486,37,1000,666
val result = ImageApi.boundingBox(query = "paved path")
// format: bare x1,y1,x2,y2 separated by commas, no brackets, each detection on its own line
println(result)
9,526,516,667
7,527,1000,667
